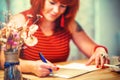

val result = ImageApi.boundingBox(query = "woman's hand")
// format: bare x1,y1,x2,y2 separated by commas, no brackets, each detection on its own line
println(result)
31,60,59,77
86,47,110,68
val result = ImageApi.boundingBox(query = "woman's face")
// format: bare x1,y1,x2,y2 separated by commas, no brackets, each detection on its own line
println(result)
42,0,67,22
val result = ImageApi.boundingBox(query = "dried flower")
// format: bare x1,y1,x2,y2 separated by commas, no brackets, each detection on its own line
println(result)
0,14,39,51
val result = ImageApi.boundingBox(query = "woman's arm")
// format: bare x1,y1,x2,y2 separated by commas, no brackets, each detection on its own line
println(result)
68,21,109,68
69,21,97,57
19,58,58,77
0,50,58,77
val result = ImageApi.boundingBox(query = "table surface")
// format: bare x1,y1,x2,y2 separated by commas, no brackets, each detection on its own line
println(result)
0,59,120,80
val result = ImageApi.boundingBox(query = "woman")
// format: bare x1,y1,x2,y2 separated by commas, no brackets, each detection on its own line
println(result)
0,0,109,77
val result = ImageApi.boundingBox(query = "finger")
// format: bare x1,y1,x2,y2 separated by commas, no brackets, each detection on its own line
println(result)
52,65,60,71
38,66,50,74
36,68,50,77
48,64,59,71
106,56,110,64
86,56,94,65
100,56,105,68
41,68,51,72
104,56,109,63
95,55,100,68
40,72,50,77
40,63,52,69
104,58,110,66
40,63,55,73
100,52,109,65
104,59,109,68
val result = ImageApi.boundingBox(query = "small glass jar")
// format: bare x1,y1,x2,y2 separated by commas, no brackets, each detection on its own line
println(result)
110,56,120,65
4,49,23,80
109,56,120,72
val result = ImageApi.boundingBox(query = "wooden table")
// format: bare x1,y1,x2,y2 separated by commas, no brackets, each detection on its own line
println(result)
0,59,120,80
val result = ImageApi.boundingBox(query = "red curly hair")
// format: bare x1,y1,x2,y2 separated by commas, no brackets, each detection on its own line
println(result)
30,0,79,29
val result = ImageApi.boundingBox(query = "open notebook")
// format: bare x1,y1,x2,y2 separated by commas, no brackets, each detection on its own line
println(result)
50,63,99,78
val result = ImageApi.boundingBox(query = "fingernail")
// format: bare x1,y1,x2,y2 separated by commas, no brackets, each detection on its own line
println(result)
96,65,99,68
56,67,59,71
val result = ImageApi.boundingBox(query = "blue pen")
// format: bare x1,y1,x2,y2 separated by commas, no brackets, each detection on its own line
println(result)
39,53,52,73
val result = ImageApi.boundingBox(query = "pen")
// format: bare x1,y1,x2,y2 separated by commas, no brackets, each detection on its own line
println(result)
39,53,52,73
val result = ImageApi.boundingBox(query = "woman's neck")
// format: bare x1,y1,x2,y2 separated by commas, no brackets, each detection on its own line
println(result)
41,20,55,28
39,20,55,36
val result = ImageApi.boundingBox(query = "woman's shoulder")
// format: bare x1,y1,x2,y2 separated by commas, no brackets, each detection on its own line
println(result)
9,9,32,26
68,20,83,34
9,13,26,27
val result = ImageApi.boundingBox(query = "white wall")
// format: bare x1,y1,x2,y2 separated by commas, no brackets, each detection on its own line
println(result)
9,0,30,14
95,0,120,56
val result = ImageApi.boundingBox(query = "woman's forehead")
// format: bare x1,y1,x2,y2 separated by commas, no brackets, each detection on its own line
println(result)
49,0,73,5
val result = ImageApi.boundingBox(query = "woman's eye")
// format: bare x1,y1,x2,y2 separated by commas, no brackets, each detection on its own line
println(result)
49,1,55,5
60,5,67,8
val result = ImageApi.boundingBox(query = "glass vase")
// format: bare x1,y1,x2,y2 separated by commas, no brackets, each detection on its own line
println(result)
4,49,23,80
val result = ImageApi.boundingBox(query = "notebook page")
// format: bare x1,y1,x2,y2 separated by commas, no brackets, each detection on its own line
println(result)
51,63,99,78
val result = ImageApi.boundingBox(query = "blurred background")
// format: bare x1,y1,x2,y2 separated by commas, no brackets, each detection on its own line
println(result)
0,0,120,61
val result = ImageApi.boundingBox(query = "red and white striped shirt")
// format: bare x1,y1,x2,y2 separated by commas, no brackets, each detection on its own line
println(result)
20,10,72,62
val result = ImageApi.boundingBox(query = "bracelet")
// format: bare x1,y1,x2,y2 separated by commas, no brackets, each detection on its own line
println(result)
94,45,108,53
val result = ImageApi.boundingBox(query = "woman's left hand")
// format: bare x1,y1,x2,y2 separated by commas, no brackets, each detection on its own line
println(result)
86,47,110,68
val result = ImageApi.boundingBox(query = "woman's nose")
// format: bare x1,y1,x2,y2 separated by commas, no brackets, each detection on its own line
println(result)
53,6,60,14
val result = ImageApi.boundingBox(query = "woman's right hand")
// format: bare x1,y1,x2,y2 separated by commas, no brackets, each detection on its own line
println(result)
31,60,59,77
